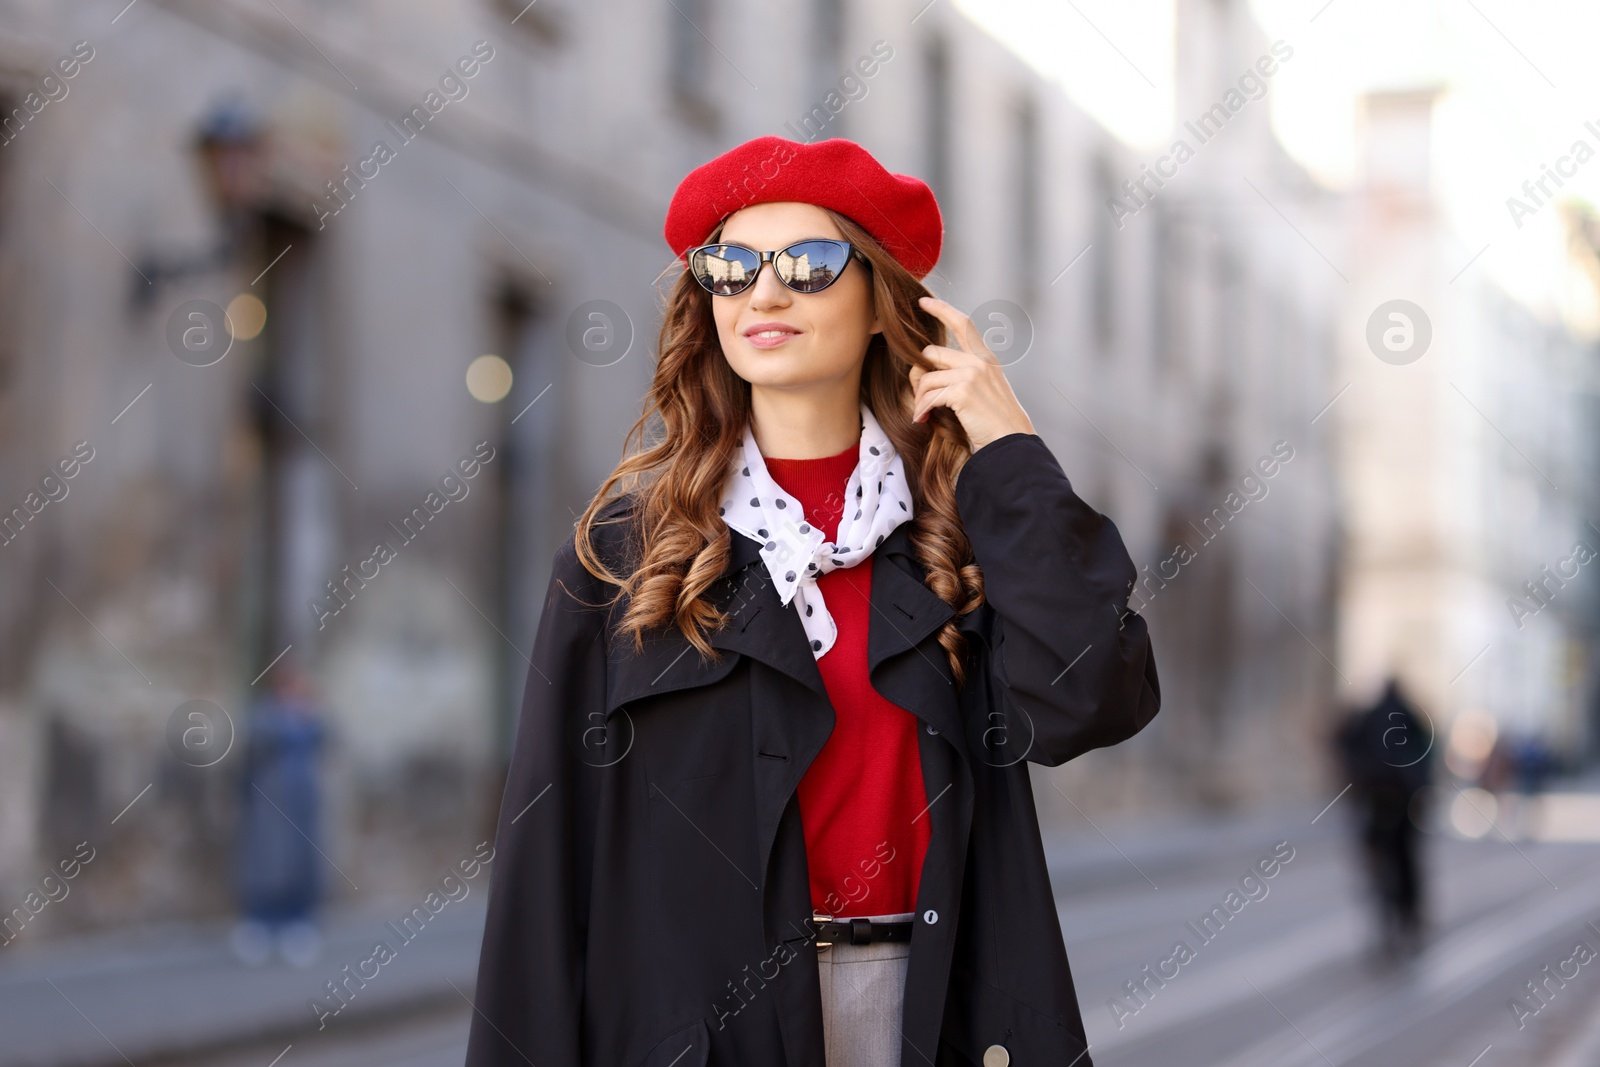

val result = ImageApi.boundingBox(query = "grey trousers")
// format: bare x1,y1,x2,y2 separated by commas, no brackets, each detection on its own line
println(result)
816,911,915,1067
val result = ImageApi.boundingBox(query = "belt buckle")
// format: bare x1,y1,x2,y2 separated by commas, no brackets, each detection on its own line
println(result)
810,912,835,946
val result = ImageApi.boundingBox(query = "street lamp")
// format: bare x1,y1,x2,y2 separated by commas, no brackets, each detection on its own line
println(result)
133,95,267,307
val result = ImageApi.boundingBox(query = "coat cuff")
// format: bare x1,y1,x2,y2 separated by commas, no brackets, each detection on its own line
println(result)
954,432,1130,602
956,432,1048,499
952,431,1159,766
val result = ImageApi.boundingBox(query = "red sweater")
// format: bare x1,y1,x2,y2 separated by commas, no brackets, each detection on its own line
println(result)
764,442,931,918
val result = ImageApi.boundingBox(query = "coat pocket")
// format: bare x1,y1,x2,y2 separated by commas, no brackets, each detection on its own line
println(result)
634,1016,711,1067
937,964,1091,1066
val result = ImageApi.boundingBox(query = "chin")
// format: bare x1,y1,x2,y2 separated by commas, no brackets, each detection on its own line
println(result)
735,367,814,390
727,347,803,381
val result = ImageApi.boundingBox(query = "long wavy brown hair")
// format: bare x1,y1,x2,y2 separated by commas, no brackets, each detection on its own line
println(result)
572,208,986,686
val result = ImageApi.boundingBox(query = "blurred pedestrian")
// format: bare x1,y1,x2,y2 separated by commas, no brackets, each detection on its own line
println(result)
1512,733,1555,794
229,658,327,968
1480,730,1517,794
1335,676,1433,960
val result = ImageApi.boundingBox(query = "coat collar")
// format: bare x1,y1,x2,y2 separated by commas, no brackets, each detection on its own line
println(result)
592,505,978,1067
602,519,962,740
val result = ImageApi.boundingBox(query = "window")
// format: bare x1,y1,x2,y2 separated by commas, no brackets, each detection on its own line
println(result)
1152,205,1176,377
486,280,560,755
494,0,567,45
1213,242,1240,382
1092,155,1118,353
811,0,846,121
923,34,952,218
669,0,721,130
1012,92,1040,310
0,91,12,406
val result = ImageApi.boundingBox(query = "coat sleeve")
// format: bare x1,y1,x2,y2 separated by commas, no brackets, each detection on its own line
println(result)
955,432,1160,766
464,533,607,1065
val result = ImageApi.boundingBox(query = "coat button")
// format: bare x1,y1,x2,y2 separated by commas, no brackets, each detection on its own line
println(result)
925,723,938,735
982,1045,1010,1067
922,909,938,925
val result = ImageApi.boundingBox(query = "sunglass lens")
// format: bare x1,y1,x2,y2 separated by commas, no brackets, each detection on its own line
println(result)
691,245,760,295
775,241,850,292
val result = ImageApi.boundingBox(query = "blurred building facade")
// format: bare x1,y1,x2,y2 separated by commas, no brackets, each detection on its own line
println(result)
1334,89,1600,773
1076,0,1346,814
0,0,1343,935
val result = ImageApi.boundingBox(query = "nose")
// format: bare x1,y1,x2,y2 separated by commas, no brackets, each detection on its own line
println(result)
745,256,793,310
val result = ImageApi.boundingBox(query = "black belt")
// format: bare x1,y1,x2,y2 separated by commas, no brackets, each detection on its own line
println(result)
808,913,913,946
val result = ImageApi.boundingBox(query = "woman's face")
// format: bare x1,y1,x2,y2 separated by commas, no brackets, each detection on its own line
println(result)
709,201,881,392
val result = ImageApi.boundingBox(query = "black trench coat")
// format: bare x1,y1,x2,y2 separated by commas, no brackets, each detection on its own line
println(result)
464,431,1160,1067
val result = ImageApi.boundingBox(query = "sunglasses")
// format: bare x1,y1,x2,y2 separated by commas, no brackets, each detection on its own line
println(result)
686,239,869,296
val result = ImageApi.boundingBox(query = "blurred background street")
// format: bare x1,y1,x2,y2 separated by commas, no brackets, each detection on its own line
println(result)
1,0,1598,1062
7,788,1600,1065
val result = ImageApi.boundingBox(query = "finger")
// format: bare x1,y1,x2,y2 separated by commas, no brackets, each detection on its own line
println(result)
918,296,977,354
912,386,949,423
912,367,964,396
919,342,978,370
917,295,988,359
911,371,965,421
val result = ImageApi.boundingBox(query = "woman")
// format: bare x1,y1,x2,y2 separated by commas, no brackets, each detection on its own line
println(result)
465,136,1160,1067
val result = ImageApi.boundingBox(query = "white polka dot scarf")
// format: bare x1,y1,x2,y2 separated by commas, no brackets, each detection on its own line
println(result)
718,402,915,658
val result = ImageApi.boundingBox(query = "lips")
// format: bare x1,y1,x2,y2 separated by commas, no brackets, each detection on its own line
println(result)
743,321,801,338
743,321,801,350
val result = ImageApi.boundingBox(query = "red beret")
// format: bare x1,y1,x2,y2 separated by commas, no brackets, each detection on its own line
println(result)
663,136,943,280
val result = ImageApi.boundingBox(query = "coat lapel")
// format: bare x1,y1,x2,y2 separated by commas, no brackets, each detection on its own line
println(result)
864,535,966,750
603,521,973,758
726,521,976,905
598,520,980,1064
706,517,966,734
601,528,823,718
705,536,828,700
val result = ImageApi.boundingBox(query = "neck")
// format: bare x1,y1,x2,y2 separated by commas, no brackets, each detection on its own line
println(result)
749,378,862,459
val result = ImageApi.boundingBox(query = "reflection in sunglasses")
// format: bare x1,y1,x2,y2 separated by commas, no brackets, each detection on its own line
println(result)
691,241,855,296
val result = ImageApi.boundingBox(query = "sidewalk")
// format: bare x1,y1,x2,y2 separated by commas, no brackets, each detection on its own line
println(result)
0,811,1284,1067
1041,765,1600,894
0,898,486,1067
1039,793,1350,895
4,775,1593,1067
